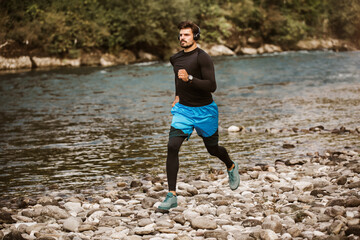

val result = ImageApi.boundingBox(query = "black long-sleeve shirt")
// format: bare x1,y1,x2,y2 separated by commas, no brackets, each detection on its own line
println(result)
170,48,216,107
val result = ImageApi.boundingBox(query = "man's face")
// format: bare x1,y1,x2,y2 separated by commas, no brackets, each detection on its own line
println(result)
179,28,195,49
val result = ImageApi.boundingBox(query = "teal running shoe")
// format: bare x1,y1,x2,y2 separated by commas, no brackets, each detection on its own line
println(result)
158,192,178,210
228,161,240,190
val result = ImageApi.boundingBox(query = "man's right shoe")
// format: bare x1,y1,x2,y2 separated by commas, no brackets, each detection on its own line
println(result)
158,192,178,210
228,161,240,190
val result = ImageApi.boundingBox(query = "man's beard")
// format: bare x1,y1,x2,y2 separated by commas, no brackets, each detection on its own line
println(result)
180,41,194,49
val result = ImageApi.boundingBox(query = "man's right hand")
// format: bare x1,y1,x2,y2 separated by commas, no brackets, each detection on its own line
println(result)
172,96,179,107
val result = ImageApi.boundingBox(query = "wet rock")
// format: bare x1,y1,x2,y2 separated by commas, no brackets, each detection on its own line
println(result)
0,209,16,224
190,216,217,230
130,180,142,188
0,230,3,240
345,225,360,236
327,198,346,206
3,230,26,240
285,159,305,166
310,189,329,197
309,125,325,132
336,176,347,185
282,143,295,149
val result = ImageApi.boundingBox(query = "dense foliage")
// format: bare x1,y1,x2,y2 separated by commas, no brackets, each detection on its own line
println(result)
1,0,359,58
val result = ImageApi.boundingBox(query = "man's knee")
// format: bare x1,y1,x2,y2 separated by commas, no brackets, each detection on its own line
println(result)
167,137,184,153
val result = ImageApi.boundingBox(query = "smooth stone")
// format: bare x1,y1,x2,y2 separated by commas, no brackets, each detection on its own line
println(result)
346,196,360,207
183,209,200,220
156,220,174,228
190,216,217,230
41,205,70,219
228,126,240,132
242,219,262,227
260,229,279,240
141,197,158,209
324,206,345,217
216,206,230,216
294,181,314,192
99,216,122,227
173,214,186,225
138,218,153,227
287,226,302,237
64,202,84,214
123,236,142,240
328,220,344,234
204,230,229,240
133,224,155,235
262,215,282,233
63,216,82,232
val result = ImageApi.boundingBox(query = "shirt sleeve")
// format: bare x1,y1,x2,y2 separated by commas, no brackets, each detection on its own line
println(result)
191,51,217,93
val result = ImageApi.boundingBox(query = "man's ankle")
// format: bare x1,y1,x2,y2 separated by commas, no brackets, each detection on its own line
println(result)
170,191,177,196
228,163,235,171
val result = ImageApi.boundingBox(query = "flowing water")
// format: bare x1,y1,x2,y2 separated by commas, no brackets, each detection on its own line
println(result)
0,51,359,201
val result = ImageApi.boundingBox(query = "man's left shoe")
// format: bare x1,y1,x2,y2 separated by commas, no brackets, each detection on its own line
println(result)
228,161,240,190
158,192,178,210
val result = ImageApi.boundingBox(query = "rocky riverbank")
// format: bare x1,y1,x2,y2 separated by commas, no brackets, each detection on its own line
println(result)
0,38,357,71
1,139,359,239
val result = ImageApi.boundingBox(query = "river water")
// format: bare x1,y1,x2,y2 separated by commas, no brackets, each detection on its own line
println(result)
0,51,359,202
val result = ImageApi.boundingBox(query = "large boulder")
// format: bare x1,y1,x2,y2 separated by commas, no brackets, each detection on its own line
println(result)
208,45,235,56
138,50,159,62
0,56,32,70
32,57,80,68
236,47,257,55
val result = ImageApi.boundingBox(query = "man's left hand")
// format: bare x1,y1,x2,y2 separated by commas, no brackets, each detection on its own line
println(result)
178,69,189,82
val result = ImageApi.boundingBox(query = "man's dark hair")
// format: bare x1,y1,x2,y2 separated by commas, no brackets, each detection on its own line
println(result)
177,21,200,35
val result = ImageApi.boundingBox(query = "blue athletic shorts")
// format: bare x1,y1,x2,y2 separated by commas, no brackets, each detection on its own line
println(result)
169,101,219,145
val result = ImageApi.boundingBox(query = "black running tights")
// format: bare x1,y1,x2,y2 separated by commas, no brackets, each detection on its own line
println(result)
166,136,234,191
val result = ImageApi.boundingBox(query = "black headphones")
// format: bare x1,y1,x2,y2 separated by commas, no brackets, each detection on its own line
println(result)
178,25,201,41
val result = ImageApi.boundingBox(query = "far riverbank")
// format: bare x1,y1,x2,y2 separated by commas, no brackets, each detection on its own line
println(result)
0,38,357,72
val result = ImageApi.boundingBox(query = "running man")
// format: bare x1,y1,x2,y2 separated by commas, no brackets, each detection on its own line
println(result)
158,21,240,211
